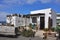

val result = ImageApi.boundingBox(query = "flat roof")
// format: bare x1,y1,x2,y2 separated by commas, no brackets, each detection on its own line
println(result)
31,8,51,14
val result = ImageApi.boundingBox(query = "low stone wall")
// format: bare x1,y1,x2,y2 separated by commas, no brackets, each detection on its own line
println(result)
0,26,15,33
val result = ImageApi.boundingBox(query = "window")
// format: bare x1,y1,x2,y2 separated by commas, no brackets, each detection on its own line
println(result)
32,17,37,23
49,13,51,14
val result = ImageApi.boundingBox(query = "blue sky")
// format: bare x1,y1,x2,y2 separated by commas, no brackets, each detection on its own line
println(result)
0,0,60,21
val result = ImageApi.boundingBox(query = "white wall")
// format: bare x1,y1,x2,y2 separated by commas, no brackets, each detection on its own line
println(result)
13,16,18,27
30,8,51,28
30,8,56,29
51,10,56,27
13,16,26,27
26,18,30,26
6,17,11,24
57,17,60,19
11,16,14,25
30,16,32,23
6,15,30,27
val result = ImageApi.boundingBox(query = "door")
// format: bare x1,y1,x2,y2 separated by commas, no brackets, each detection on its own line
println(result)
40,17,45,30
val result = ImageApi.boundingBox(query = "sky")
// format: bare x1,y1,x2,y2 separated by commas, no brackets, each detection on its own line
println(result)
0,0,60,21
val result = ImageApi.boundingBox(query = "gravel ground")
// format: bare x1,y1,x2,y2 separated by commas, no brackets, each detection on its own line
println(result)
0,34,57,40
0,34,44,40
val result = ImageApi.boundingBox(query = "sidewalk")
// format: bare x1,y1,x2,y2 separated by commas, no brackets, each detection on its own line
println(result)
35,30,44,38
35,30,56,40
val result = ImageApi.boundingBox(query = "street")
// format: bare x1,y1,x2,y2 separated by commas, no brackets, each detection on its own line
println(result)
0,34,44,40
0,34,57,40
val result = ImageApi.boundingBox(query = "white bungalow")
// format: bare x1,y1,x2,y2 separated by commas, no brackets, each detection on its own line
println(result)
29,8,56,29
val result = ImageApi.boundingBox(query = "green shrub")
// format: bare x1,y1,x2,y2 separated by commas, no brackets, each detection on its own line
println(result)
51,27,55,32
44,28,49,31
29,23,32,30
21,29,35,37
55,26,60,32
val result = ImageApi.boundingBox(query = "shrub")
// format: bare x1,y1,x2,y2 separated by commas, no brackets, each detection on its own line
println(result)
21,29,35,37
55,26,60,38
44,28,49,32
51,27,55,32
29,23,32,30
55,26,60,32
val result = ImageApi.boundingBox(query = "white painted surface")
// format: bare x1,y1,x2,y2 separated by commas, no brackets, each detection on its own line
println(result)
57,17,60,19
0,26,15,33
6,15,27,27
45,13,49,28
6,17,11,24
30,16,32,23
31,8,51,14
51,10,56,27
0,26,15,35
30,8,56,28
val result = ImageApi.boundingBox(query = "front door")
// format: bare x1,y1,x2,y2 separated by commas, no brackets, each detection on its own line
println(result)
40,17,45,30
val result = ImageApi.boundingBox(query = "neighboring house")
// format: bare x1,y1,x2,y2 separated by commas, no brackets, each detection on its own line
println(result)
6,8,56,30
56,13,60,26
6,14,30,27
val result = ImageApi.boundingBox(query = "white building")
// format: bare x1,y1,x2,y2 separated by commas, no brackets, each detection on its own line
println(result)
6,8,56,30
6,14,30,27
29,8,56,29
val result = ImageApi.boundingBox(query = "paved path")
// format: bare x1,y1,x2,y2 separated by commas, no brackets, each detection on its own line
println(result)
35,30,56,40
46,36,56,40
35,30,44,38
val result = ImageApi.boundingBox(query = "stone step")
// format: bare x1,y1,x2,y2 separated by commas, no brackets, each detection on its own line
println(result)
35,30,44,38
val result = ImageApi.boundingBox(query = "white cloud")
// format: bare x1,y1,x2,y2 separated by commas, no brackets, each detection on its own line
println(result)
2,0,37,5
0,0,59,10
55,0,60,4
0,0,53,6
0,4,9,9
2,0,52,5
26,0,37,4
39,0,51,3
0,0,59,6
2,0,21,5
0,12,10,21
0,0,37,8
55,0,60,2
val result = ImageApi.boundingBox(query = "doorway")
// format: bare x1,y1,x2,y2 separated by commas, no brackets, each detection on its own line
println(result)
40,17,45,30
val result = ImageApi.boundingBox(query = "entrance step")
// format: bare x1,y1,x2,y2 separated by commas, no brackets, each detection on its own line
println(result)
35,30,44,38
